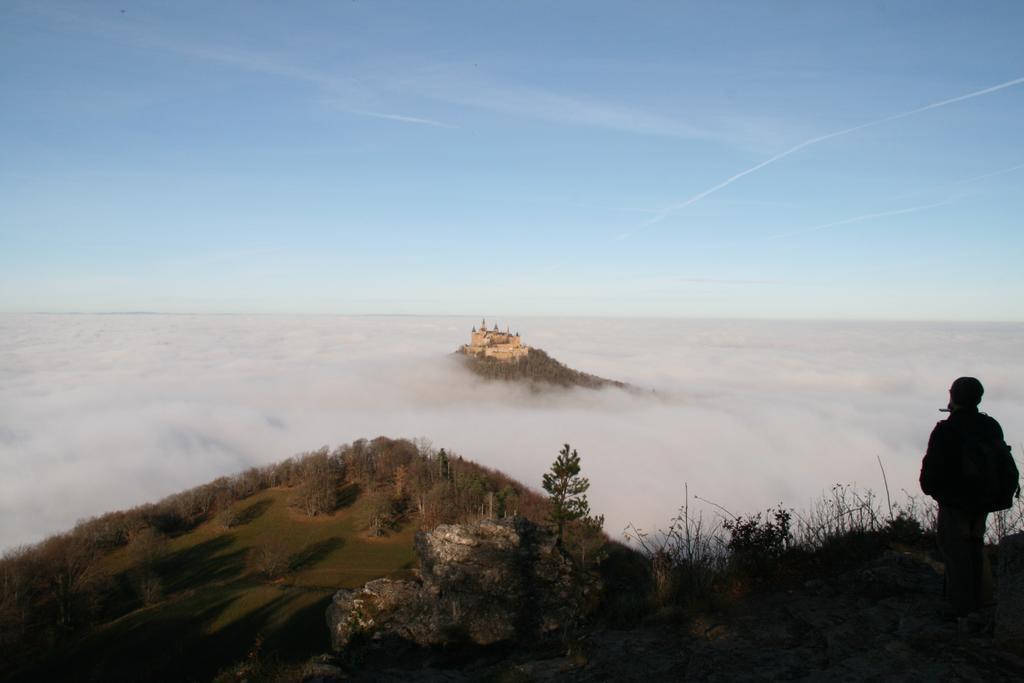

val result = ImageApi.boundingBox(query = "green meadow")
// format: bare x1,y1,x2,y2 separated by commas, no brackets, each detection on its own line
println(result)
59,487,416,681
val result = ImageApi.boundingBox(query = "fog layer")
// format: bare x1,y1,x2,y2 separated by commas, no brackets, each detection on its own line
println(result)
1,314,1021,550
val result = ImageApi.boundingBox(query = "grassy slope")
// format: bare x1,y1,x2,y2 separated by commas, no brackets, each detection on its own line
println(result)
48,487,416,682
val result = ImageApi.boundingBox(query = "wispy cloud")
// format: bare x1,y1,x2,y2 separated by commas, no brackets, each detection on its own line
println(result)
768,200,954,240
28,5,348,87
346,110,460,129
142,43,463,130
565,201,663,215
27,5,712,139
618,76,1024,240
25,5,460,130
408,77,709,140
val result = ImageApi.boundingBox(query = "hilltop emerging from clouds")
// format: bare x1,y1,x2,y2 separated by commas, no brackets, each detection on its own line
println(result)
456,346,627,390
454,319,627,390
2,314,1023,553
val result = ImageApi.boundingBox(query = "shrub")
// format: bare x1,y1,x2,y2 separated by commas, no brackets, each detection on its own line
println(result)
130,570,163,606
360,492,396,537
214,506,239,530
723,507,792,576
884,510,924,545
249,538,290,580
625,491,728,613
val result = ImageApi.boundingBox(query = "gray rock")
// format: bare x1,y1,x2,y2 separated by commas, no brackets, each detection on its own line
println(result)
301,654,345,682
996,531,1024,646
326,517,592,651
854,550,943,596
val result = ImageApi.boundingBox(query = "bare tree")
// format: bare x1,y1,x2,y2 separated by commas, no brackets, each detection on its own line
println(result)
361,492,395,537
38,533,100,630
127,528,167,605
290,447,342,516
0,546,35,646
250,538,289,579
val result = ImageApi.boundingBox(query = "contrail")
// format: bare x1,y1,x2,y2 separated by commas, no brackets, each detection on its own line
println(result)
768,200,953,240
618,76,1024,240
768,161,1024,240
940,161,1024,188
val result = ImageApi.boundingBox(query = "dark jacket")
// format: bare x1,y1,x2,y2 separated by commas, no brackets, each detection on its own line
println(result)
920,408,1005,509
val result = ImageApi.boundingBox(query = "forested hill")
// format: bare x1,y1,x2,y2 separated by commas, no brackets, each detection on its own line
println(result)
455,347,627,390
0,438,563,683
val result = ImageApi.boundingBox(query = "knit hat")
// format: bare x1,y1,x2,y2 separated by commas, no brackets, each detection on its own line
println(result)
950,376,984,407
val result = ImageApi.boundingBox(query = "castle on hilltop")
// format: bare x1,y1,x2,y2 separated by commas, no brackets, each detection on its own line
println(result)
461,319,530,361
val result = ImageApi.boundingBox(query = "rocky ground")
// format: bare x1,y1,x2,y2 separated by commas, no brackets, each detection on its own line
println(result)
573,551,1023,682
309,545,1024,682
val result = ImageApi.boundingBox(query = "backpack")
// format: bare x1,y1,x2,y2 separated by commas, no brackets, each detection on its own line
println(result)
956,426,1020,513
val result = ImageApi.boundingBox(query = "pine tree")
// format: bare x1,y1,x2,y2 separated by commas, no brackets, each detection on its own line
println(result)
438,448,450,481
542,444,591,544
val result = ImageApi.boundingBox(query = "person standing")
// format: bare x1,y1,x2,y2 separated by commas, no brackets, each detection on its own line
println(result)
920,377,1018,620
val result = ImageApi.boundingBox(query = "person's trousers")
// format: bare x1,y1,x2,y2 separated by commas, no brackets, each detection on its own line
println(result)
937,505,993,616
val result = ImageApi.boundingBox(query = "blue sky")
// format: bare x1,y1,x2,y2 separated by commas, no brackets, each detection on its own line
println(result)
1,1,1022,319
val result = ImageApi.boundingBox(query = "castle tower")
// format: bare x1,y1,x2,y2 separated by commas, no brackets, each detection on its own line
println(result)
462,318,531,360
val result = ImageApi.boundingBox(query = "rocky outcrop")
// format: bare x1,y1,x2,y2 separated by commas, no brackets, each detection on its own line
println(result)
326,517,593,651
329,550,1024,682
996,531,1024,647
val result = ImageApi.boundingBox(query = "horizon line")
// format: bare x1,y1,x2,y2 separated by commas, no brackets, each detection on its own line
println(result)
2,311,1022,324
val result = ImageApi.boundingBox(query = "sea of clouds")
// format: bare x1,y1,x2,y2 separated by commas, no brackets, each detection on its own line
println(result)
1,314,1021,551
